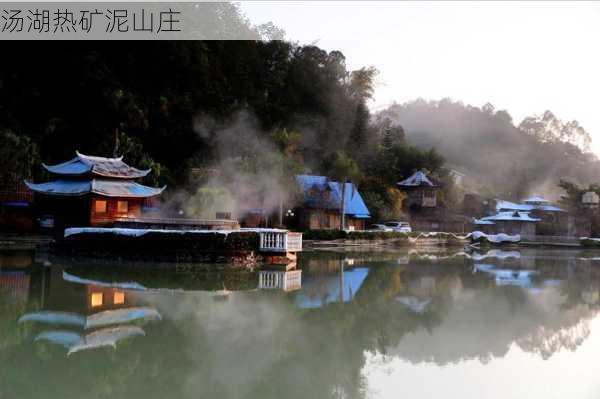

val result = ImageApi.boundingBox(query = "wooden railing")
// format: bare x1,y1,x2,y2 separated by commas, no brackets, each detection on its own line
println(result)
259,231,303,253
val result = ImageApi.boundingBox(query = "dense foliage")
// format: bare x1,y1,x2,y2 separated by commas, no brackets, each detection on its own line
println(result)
0,7,445,221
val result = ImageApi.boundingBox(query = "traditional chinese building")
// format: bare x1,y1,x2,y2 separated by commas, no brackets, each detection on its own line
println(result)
295,175,371,231
25,151,165,230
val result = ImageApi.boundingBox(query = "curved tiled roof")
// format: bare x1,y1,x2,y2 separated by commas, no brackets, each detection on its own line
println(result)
25,179,165,198
43,151,150,179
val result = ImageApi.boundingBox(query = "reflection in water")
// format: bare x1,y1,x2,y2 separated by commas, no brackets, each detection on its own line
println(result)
258,270,302,292
35,326,146,355
1,248,600,398
296,267,369,308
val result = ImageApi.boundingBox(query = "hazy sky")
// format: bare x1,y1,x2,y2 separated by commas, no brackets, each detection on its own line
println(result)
242,1,600,153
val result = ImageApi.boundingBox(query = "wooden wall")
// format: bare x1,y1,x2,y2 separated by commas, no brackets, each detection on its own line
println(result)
299,209,366,230
90,196,143,226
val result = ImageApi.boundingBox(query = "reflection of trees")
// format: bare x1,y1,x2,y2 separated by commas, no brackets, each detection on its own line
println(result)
384,259,598,366
516,310,591,360
1,252,600,399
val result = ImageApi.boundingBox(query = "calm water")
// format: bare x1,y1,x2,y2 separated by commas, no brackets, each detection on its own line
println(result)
2,247,600,398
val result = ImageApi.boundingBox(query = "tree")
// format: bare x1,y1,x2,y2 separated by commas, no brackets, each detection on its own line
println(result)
347,101,370,160
519,111,592,152
185,186,234,219
0,130,39,184
328,151,362,230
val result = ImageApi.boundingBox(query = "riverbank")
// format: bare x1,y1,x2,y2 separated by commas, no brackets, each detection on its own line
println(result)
304,231,469,249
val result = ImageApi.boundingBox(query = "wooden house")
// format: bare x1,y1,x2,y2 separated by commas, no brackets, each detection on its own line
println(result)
0,173,35,232
397,170,439,210
582,191,600,209
25,152,164,230
474,211,539,235
396,170,471,232
494,196,590,236
295,175,370,231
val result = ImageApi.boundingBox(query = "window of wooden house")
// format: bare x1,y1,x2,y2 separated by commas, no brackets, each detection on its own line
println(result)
113,291,125,305
309,186,320,198
91,292,103,307
117,200,128,214
424,189,435,199
95,200,107,214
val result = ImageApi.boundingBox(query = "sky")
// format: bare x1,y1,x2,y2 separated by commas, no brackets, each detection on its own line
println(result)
241,1,600,153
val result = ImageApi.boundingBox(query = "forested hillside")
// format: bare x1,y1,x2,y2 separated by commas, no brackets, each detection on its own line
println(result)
377,99,600,200
0,4,446,222
2,4,598,220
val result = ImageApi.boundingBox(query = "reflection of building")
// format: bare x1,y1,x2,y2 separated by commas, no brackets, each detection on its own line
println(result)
0,271,30,304
86,286,131,312
295,175,370,231
18,268,161,355
25,152,165,229
258,270,302,292
295,267,369,308
0,250,34,304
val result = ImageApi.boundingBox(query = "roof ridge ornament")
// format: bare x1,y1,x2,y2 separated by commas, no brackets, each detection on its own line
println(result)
76,150,124,162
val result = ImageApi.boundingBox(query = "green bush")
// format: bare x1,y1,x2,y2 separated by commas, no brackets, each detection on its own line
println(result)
303,230,347,240
581,238,600,248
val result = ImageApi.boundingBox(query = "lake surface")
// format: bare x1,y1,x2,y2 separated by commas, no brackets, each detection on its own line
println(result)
2,247,600,398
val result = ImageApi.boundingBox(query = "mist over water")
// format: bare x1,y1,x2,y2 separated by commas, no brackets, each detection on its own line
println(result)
2,248,600,398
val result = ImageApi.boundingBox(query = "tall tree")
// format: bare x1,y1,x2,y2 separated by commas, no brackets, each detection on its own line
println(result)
329,151,362,230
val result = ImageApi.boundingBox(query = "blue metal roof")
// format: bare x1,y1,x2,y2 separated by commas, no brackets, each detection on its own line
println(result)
295,268,370,309
43,151,150,179
25,179,165,198
296,175,370,218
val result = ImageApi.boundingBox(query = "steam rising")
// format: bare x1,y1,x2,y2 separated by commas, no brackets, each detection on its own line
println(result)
184,110,299,222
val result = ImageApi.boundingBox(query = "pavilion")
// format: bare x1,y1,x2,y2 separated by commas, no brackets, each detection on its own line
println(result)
25,151,165,229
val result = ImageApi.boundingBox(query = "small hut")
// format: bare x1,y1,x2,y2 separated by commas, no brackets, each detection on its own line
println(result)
25,151,165,229
582,191,599,209
397,170,439,209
